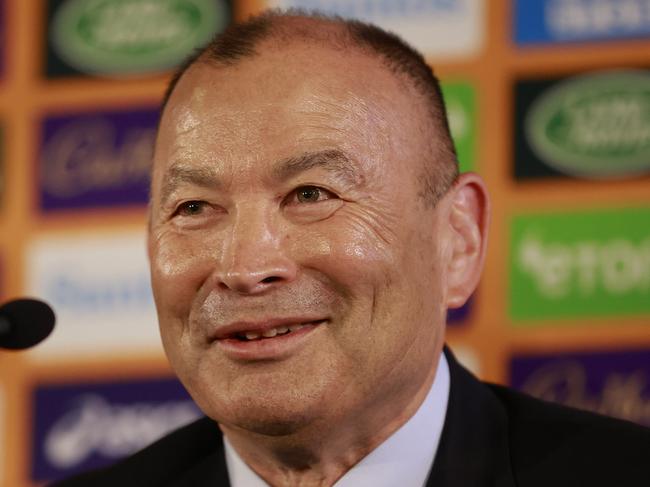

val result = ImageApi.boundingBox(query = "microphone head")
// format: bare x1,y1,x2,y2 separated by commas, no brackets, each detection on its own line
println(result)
0,298,56,350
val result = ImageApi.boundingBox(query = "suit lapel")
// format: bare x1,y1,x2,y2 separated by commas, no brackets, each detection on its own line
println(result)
426,348,517,487
174,435,231,487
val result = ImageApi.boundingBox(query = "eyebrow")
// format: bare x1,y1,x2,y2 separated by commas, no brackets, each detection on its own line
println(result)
159,164,221,206
158,149,359,206
273,149,359,185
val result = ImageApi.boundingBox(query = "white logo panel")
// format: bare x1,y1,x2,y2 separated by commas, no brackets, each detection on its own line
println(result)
26,230,162,358
267,0,485,59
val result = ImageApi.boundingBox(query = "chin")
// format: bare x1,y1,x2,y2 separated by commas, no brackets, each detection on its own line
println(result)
212,401,318,437
186,379,324,437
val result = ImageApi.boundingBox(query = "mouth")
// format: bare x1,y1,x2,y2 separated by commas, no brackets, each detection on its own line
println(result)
211,319,326,360
231,322,314,341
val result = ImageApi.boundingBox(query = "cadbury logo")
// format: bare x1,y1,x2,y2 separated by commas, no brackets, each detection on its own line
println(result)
520,361,650,425
44,394,200,468
50,0,228,75
525,70,650,178
41,118,153,198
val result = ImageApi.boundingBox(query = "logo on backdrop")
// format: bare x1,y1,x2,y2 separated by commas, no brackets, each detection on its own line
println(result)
509,207,650,322
38,107,158,211
514,0,650,45
441,81,477,173
267,0,485,59
31,377,201,482
511,349,650,427
514,69,650,180
45,0,231,78
26,231,162,358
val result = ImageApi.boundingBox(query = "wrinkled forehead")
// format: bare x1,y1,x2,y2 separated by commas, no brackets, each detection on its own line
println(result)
152,44,430,188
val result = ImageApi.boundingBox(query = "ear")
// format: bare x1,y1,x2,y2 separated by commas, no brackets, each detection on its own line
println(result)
444,172,490,308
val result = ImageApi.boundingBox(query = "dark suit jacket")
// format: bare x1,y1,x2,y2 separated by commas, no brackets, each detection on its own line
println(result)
51,349,650,486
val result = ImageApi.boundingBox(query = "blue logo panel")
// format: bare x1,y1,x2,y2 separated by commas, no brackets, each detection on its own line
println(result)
515,0,650,45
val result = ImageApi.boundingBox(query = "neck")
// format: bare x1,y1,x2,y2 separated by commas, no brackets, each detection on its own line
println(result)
220,356,441,487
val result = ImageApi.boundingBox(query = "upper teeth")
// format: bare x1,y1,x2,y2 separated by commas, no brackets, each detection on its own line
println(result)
241,324,307,341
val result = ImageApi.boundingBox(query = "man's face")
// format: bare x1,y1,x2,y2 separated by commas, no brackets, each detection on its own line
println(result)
149,44,455,435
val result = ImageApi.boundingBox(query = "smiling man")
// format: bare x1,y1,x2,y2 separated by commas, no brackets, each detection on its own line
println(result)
52,10,648,487
148,13,471,486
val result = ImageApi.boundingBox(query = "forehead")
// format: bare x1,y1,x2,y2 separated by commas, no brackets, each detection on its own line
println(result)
154,43,429,185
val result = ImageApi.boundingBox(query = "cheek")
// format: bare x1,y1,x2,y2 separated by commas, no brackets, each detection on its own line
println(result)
150,231,218,319
295,217,396,291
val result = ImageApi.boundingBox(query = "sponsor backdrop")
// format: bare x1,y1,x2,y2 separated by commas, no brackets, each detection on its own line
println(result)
0,1,647,485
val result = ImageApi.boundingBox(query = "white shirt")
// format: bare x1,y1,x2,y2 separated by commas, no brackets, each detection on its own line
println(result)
224,353,450,487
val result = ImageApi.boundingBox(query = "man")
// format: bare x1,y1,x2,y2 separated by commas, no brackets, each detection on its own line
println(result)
53,10,649,487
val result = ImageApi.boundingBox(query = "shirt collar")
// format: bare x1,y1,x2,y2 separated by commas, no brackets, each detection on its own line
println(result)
225,353,450,487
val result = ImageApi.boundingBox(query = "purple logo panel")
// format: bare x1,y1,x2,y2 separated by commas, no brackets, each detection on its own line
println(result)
447,296,472,326
511,349,650,427
38,108,159,212
31,376,201,482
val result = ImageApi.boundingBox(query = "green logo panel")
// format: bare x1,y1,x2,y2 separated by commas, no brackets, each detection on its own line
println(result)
510,207,650,323
525,71,650,178
441,81,476,173
48,0,230,77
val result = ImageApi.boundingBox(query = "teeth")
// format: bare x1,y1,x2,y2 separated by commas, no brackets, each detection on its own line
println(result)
239,323,312,341
262,328,278,338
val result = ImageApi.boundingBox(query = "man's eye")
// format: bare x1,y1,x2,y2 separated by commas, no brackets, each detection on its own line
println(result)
294,186,333,203
174,201,206,216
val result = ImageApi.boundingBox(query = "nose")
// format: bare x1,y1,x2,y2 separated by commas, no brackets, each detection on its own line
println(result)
215,205,298,294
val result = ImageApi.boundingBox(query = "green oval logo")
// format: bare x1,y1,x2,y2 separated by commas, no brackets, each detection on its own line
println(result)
50,0,229,76
525,71,650,179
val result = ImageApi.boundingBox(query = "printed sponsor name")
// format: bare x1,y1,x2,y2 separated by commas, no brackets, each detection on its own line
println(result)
48,0,230,76
515,0,650,45
39,108,158,211
44,394,198,468
525,71,650,179
511,349,650,426
26,231,162,357
519,233,650,298
509,208,650,321
268,0,485,58
32,378,201,481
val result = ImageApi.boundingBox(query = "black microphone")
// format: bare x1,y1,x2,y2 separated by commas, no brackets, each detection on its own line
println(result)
0,298,56,350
